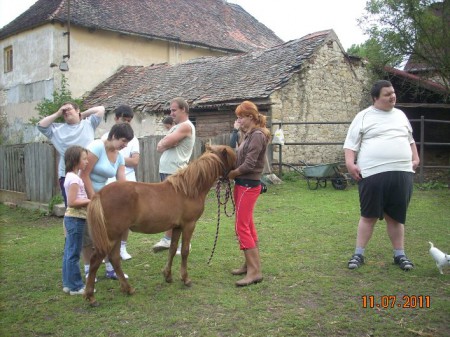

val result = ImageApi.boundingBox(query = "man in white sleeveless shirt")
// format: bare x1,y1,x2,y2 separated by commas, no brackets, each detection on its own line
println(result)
152,97,196,254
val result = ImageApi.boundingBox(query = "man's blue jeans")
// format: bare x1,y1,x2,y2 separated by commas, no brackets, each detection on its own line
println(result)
62,216,85,291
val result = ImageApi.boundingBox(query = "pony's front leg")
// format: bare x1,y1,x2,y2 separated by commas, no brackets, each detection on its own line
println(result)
162,228,181,283
108,241,135,295
84,250,103,307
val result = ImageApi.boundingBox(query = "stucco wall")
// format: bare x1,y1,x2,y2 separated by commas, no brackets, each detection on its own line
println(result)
1,25,58,143
65,26,225,98
270,40,371,165
1,23,226,144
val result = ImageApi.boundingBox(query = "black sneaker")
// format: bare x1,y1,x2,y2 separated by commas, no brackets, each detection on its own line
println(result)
393,255,414,271
348,254,364,269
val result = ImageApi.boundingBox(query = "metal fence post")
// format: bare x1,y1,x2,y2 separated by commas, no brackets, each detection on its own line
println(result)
419,116,425,184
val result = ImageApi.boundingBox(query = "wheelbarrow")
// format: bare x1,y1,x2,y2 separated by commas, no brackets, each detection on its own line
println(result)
281,161,349,190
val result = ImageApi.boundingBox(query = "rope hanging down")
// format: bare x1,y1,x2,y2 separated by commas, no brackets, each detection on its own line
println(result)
207,178,235,265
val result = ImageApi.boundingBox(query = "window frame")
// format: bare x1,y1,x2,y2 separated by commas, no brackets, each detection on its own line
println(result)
4,46,13,73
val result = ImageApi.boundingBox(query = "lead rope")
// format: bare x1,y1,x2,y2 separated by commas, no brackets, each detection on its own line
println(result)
207,178,235,265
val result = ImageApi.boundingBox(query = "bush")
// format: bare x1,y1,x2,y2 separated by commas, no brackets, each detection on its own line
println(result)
29,75,83,124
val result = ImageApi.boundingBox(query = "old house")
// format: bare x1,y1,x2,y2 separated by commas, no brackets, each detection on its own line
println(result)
0,0,282,144
84,30,370,165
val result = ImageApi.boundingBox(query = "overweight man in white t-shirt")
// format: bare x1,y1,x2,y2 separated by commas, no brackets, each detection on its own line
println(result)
344,80,420,271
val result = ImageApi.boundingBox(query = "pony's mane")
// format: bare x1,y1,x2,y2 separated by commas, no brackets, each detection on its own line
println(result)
166,152,223,199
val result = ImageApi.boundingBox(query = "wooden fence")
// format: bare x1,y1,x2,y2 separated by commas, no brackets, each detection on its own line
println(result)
2,116,448,204
0,144,27,193
0,134,228,204
0,142,59,203
136,135,205,182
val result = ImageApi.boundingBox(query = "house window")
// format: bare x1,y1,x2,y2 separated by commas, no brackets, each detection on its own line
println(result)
4,46,13,73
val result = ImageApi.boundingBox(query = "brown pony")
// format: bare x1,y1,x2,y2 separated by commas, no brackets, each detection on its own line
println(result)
84,145,236,306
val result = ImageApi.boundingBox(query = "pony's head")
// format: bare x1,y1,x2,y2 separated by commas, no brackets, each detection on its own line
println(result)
205,145,236,178
167,145,236,198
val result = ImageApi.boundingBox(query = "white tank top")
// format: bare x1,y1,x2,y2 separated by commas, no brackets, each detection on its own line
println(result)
159,120,196,174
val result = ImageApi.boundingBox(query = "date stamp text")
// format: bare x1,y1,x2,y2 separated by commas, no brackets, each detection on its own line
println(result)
362,295,431,309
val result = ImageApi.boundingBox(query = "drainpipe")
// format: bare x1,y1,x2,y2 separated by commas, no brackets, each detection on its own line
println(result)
59,0,71,71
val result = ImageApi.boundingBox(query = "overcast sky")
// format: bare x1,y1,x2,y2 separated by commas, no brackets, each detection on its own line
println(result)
0,0,368,49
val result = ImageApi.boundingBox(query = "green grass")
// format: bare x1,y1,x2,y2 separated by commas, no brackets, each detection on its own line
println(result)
1,179,449,337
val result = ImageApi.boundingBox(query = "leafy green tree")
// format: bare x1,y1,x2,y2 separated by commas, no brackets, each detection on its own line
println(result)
348,38,405,82
355,0,449,90
29,75,83,124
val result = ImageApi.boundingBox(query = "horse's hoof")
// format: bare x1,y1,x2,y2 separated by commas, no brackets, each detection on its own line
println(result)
120,284,131,293
89,300,100,307
128,287,136,295
85,296,99,307
184,279,192,287
163,270,173,283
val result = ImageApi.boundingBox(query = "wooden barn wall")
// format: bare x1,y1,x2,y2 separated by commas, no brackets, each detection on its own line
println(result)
191,111,236,138
190,109,272,139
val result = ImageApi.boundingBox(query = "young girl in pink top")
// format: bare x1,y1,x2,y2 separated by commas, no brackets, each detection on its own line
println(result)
62,146,90,295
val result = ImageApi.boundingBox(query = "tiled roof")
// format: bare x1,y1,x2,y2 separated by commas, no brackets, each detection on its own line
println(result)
83,30,335,112
403,60,434,73
0,0,283,52
385,66,449,95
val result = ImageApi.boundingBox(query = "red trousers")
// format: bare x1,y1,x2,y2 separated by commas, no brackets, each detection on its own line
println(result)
234,184,261,250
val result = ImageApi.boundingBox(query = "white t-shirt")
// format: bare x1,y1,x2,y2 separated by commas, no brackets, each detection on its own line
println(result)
101,132,140,182
343,106,415,178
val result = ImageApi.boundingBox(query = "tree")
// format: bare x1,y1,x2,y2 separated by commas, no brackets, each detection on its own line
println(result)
355,0,449,90
29,75,83,124
348,37,404,83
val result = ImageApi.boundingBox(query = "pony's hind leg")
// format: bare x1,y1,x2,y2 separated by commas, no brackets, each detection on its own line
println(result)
84,250,104,307
179,225,194,286
162,228,181,283
108,240,135,295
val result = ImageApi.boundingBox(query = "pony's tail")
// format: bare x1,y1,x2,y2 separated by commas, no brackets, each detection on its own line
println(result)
87,194,110,256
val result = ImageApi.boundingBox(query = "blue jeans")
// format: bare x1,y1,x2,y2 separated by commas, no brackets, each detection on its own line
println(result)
62,216,85,291
59,177,67,207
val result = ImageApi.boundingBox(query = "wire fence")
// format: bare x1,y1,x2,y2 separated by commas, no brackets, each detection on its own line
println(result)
271,117,450,184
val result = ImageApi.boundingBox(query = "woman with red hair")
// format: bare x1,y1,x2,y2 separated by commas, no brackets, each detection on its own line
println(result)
227,101,271,286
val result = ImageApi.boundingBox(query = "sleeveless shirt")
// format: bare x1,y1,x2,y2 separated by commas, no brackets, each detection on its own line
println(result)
159,120,196,174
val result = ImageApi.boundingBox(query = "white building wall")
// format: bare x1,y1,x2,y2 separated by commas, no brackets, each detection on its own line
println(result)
0,25,59,143
1,23,227,144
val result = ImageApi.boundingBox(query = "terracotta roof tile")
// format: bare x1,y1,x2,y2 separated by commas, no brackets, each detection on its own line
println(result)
385,66,449,95
0,0,283,52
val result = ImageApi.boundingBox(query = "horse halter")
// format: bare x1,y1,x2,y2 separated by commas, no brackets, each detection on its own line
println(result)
212,152,232,182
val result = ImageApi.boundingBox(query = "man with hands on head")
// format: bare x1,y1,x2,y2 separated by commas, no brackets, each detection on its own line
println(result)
38,103,105,206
